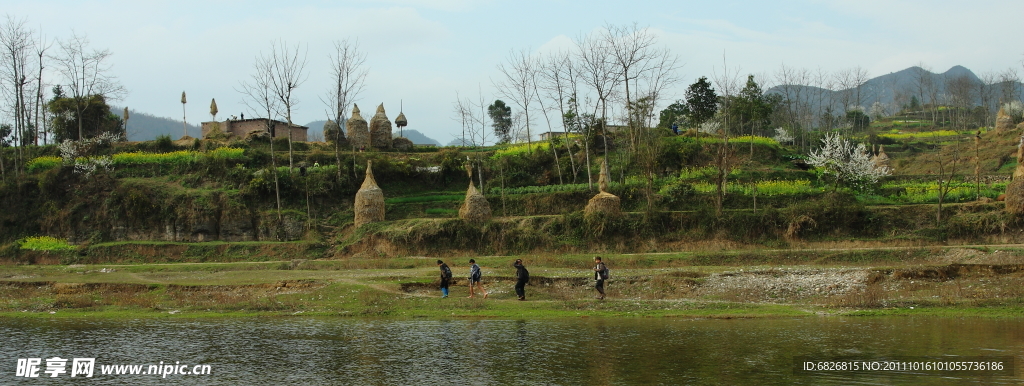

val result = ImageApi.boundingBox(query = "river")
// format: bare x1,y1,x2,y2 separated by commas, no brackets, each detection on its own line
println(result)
1,316,1021,385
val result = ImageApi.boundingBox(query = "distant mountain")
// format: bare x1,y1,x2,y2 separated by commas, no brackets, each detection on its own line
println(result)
303,120,327,142
764,65,1024,125
397,129,441,146
113,106,200,141
446,138,475,147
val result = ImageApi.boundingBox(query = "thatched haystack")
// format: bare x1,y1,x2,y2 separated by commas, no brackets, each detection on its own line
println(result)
996,107,1015,133
347,104,369,149
369,103,393,149
1006,136,1024,215
585,158,620,216
585,192,621,216
459,164,492,224
395,112,408,128
324,119,348,146
354,161,385,227
392,136,413,151
1005,180,1024,215
871,145,890,169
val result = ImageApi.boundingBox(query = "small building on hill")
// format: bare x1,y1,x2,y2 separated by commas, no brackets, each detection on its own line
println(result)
538,131,566,140
201,118,308,141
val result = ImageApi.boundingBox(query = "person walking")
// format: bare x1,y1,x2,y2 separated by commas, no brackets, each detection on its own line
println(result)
468,259,487,298
513,259,530,301
437,260,453,298
593,256,608,300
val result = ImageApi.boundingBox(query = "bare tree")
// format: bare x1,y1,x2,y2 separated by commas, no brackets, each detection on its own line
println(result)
32,31,51,145
934,137,961,224
633,48,679,212
851,66,872,109
51,31,124,140
451,91,471,146
773,63,804,133
1,15,34,173
267,40,307,171
323,38,368,180
450,87,493,147
494,49,537,152
603,23,656,149
530,61,563,184
710,54,743,218
471,84,493,147
238,51,283,222
998,68,1021,104
945,74,976,130
978,71,999,127
538,51,581,182
575,31,621,163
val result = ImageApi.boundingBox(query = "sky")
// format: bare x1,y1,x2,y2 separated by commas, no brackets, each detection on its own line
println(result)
4,0,1023,143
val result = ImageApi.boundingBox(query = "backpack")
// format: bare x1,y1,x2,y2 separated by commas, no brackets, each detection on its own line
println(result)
441,265,453,280
599,264,609,280
471,264,482,281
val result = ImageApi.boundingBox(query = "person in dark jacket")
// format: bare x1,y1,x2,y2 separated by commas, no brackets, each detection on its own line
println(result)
513,259,530,300
437,260,453,298
468,259,487,298
593,256,608,300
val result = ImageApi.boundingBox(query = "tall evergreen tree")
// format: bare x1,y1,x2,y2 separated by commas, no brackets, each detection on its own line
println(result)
685,76,718,128
488,100,512,144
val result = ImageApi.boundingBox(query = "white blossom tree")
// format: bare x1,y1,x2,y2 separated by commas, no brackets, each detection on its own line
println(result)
807,132,889,190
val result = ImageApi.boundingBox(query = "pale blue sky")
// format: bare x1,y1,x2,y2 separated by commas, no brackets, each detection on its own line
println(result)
6,0,1022,143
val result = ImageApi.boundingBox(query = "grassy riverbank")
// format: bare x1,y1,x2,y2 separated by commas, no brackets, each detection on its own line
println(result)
3,245,1024,319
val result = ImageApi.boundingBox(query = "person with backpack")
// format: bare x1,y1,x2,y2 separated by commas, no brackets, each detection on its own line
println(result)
593,256,609,300
467,259,487,298
513,259,530,301
437,260,453,298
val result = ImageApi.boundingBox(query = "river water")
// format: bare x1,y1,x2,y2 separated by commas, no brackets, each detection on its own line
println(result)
1,316,1021,385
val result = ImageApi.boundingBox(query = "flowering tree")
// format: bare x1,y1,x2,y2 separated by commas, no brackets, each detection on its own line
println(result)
807,132,889,190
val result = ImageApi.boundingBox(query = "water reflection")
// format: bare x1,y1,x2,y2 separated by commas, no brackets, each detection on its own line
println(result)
0,317,1021,385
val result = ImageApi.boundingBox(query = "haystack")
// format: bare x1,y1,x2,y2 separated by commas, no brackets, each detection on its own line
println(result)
395,112,408,128
347,104,369,149
996,106,1015,133
871,145,890,170
354,161,385,227
459,163,492,224
323,119,348,146
584,158,621,216
1006,136,1024,215
392,136,413,151
369,103,393,149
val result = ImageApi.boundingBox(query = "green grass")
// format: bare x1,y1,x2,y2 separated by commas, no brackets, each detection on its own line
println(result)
425,208,458,215
385,195,464,204
3,245,1022,319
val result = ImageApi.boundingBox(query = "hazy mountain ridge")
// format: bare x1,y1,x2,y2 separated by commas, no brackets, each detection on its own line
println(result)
765,65,1024,119
112,106,201,141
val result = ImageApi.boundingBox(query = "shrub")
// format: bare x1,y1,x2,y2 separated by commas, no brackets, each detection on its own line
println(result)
27,156,62,173
19,236,75,251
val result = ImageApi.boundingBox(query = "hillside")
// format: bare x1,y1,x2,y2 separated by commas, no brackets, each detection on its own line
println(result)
113,106,201,141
